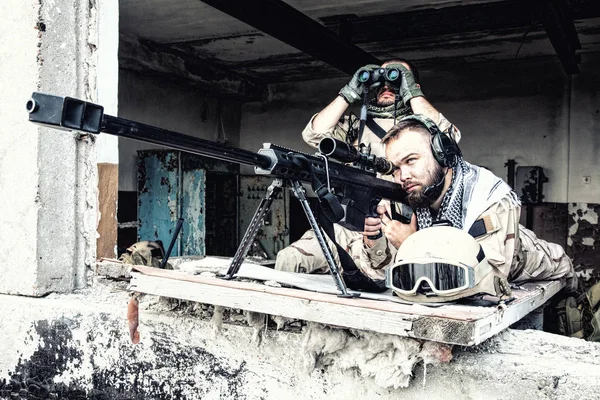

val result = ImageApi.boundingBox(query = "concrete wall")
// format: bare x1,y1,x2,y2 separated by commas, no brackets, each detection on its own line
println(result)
118,69,243,192
1,287,599,399
0,0,105,295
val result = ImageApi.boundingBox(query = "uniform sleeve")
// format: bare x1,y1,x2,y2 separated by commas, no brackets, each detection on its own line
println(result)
302,114,352,149
362,236,398,271
473,198,521,279
437,112,462,144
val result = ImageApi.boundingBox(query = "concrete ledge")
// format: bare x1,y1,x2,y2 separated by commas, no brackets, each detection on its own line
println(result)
1,281,599,399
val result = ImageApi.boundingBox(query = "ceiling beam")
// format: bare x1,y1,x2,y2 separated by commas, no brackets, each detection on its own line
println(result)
320,0,598,75
322,0,599,44
323,1,537,43
536,0,582,74
196,0,381,75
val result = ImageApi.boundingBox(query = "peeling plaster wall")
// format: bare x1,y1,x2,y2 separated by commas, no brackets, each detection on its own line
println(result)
569,53,600,203
569,203,600,289
118,69,243,192
0,0,100,295
1,286,600,400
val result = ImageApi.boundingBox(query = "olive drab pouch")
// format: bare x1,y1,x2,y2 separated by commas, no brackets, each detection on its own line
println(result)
119,240,171,269
546,281,600,342
585,282,600,342
554,296,585,338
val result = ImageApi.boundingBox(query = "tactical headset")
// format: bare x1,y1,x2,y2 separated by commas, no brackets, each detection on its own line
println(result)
392,114,462,168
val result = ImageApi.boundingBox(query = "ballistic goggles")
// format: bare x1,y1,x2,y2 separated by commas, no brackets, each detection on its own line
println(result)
385,249,491,297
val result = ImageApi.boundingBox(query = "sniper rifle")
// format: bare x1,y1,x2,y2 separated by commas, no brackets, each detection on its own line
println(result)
26,92,409,297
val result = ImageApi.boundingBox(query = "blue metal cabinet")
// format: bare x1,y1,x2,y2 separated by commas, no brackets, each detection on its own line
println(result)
138,150,205,256
137,150,239,257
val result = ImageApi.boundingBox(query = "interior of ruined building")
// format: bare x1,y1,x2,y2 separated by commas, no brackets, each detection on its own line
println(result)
3,1,600,398
112,0,600,290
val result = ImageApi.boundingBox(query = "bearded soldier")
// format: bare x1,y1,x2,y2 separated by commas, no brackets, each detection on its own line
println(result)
365,115,577,302
275,60,459,280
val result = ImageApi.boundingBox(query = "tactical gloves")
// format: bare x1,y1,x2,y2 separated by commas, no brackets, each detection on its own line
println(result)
339,64,379,104
339,63,425,106
386,63,424,105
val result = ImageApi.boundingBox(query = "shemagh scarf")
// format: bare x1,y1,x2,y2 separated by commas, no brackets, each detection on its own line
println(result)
366,100,411,120
416,158,468,230
415,158,519,232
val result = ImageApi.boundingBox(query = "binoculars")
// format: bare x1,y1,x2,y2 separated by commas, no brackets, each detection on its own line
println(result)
357,66,401,88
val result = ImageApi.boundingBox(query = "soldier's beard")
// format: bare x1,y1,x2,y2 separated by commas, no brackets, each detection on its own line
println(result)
376,87,396,107
377,96,395,107
406,164,447,209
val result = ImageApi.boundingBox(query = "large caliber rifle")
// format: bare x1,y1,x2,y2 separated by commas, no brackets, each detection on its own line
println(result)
26,92,408,297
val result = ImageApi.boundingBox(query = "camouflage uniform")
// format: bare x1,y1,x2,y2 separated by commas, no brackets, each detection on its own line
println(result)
274,111,460,278
366,168,576,299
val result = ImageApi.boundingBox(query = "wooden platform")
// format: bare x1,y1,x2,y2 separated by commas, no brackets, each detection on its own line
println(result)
129,263,564,346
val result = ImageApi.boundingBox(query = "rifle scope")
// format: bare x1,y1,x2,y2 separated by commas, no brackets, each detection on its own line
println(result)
318,137,395,175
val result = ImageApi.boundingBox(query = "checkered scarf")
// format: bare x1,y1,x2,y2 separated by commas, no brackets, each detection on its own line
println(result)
416,158,469,230
416,159,519,232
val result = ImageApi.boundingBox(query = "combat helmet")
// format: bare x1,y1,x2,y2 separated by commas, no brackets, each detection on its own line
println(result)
385,225,511,303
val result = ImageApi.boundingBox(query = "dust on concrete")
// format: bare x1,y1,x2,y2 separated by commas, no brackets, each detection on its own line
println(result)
302,322,452,390
69,274,600,397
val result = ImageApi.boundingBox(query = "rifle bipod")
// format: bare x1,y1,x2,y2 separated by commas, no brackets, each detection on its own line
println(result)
221,178,357,298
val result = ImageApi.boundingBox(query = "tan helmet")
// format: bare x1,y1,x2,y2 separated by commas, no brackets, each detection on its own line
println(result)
385,226,511,303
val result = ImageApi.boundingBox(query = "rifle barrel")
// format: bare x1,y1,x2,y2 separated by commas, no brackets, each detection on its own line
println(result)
101,115,272,169
26,92,272,170
27,92,406,204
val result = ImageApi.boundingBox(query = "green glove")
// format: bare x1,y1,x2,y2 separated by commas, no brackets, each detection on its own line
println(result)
386,63,424,105
339,64,380,104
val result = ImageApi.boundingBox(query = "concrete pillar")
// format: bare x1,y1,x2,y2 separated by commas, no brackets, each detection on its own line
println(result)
0,0,117,295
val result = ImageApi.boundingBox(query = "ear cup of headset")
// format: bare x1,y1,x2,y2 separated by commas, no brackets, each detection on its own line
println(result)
431,132,461,168
394,114,462,168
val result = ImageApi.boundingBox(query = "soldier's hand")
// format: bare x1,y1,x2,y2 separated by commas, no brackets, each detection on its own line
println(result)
339,64,379,104
362,204,386,248
380,202,417,249
385,63,424,105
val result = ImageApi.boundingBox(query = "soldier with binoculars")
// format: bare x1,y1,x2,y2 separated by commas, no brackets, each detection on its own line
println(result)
275,59,460,279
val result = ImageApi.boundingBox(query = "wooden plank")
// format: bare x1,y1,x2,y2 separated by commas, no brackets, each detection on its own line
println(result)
97,163,118,259
130,265,495,321
130,272,414,336
129,266,565,345
473,280,564,344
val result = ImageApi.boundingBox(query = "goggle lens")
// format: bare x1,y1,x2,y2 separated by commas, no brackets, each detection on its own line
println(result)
391,262,467,293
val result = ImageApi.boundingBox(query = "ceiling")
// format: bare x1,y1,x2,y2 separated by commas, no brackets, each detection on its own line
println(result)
119,0,600,96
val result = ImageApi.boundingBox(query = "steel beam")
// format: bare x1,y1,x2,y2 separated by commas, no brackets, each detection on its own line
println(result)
197,0,381,75
537,0,582,74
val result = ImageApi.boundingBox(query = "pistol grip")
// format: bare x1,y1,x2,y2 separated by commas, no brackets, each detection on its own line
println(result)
367,204,383,240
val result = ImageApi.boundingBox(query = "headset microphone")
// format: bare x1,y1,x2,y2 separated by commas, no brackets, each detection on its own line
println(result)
421,169,447,199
